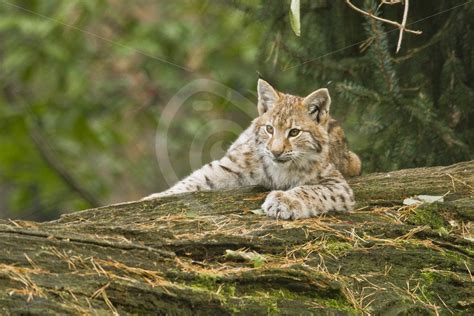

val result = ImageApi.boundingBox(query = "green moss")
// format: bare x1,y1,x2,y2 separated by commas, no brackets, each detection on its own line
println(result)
266,288,358,314
421,271,436,285
405,206,446,229
419,271,438,301
325,241,353,256
189,273,238,297
189,273,220,291
441,248,474,262
418,268,470,309
244,293,280,314
189,273,228,294
314,297,359,314
187,272,359,314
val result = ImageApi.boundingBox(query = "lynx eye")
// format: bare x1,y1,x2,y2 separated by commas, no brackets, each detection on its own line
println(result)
288,128,301,137
265,125,274,134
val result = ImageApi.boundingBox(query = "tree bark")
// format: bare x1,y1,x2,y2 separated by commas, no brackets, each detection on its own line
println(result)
1,161,473,315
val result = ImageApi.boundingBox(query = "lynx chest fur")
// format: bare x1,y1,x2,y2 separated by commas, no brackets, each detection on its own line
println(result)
144,79,361,220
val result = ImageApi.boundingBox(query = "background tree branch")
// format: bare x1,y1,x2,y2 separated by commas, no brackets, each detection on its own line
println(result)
346,0,422,53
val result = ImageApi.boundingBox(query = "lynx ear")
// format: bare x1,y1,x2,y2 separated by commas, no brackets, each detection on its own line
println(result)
303,88,331,124
257,79,280,115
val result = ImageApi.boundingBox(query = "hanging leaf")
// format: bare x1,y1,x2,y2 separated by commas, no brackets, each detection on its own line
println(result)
289,0,301,37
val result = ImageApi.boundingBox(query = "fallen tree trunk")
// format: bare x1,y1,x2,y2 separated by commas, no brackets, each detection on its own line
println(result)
0,161,473,315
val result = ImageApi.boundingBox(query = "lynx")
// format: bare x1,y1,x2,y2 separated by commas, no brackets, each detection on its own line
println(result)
144,79,361,219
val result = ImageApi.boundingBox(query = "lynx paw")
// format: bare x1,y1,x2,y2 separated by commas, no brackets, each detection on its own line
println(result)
262,191,304,220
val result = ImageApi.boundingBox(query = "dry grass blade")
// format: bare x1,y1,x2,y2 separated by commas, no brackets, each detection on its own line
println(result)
102,290,119,315
341,285,374,315
436,294,454,315
463,261,473,281
1,264,46,302
445,173,474,193
91,282,119,315
94,258,171,290
24,253,41,271
8,219,21,228
90,282,111,299
90,257,109,277
394,225,429,241
389,280,441,315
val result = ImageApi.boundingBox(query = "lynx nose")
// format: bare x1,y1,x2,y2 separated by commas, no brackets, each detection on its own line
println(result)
271,149,284,158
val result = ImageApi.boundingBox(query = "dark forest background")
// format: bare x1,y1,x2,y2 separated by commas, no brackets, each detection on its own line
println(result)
0,0,472,220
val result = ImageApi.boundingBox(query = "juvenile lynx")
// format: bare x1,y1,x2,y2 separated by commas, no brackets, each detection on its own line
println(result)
144,79,361,219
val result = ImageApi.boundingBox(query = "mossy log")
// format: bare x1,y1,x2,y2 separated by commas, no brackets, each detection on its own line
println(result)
1,161,473,315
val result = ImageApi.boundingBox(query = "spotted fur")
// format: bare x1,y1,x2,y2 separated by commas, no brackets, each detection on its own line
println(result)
144,79,361,219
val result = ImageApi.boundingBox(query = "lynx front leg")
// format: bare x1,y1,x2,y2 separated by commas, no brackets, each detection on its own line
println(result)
262,178,355,219
143,156,258,200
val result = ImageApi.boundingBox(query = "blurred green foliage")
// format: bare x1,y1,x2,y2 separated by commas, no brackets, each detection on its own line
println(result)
0,0,472,220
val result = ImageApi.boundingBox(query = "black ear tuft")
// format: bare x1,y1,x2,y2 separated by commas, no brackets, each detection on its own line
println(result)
303,88,331,124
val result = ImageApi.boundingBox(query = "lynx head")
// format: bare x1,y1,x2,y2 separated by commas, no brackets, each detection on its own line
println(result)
255,79,331,165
